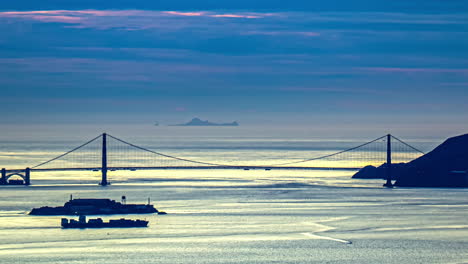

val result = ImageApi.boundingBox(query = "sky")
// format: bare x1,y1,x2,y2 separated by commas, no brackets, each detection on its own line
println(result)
1,1,468,137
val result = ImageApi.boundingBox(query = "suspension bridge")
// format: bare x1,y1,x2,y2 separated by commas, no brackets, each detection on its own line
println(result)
0,133,424,187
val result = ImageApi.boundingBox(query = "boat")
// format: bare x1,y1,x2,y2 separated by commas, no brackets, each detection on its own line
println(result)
29,196,159,215
8,179,25,185
61,215,148,229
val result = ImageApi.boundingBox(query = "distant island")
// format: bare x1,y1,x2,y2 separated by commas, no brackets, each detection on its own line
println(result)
353,133,468,187
171,118,239,127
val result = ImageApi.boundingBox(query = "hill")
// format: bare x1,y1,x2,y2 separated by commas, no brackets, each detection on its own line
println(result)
172,118,239,126
353,134,468,187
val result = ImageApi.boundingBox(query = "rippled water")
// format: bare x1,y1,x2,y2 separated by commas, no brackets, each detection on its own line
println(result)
0,126,465,263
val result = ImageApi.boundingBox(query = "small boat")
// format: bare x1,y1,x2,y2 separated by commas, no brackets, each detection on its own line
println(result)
61,215,148,229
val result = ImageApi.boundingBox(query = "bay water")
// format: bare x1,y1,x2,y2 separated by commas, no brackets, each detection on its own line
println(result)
0,125,466,263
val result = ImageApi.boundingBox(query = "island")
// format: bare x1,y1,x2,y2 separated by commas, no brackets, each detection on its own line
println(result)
171,118,239,126
352,133,468,187
29,197,161,215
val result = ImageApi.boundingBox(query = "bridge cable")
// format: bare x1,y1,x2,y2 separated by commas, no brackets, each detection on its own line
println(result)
264,135,388,166
106,134,233,167
108,134,389,167
390,135,425,154
29,133,424,170
32,134,102,169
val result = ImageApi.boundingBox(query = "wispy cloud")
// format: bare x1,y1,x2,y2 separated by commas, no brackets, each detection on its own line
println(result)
278,87,386,95
242,31,320,37
357,67,468,74
27,15,83,23
282,12,468,25
0,9,278,34
0,10,267,25
1,9,465,34
163,11,263,19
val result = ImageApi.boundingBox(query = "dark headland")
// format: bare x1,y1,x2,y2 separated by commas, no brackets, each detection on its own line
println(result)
353,133,468,187
172,118,239,126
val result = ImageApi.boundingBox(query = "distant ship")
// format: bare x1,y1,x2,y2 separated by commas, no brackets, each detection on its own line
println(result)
61,215,148,229
29,197,160,215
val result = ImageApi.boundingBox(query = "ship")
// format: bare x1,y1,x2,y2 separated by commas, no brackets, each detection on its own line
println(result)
61,215,148,229
29,196,160,215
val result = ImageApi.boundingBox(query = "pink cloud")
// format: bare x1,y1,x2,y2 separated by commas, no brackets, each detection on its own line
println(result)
299,32,321,37
0,10,267,22
163,11,263,19
2,10,152,17
0,9,268,30
162,11,206,17
211,14,261,19
1,10,70,15
29,15,83,23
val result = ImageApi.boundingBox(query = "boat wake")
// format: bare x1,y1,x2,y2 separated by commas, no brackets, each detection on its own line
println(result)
301,232,352,244
300,217,352,244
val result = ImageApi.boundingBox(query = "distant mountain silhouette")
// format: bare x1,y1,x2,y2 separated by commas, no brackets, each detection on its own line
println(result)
353,133,468,187
172,118,239,126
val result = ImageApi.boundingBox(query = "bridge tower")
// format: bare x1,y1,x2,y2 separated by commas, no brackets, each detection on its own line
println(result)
100,133,109,186
24,167,31,185
1,168,6,185
383,134,393,188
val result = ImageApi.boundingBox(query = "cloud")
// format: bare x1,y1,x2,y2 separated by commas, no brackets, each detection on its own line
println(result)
242,31,320,37
357,67,468,74
2,9,465,33
27,15,83,23
0,10,267,24
163,11,263,18
161,11,206,17
211,14,261,19
278,87,384,94
0,57,246,75
0,9,278,35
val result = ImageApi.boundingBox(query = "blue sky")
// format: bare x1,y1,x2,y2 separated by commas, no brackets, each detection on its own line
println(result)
1,1,467,136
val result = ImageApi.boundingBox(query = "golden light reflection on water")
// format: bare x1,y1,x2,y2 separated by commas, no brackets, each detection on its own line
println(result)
0,183,467,263
28,169,355,185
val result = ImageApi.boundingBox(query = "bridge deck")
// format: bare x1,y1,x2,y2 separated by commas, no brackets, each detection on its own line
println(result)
5,166,361,173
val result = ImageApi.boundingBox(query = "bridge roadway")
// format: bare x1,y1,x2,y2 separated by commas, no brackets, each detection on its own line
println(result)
5,166,361,173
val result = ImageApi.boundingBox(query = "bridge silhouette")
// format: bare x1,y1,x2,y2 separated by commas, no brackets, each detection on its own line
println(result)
1,133,424,187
